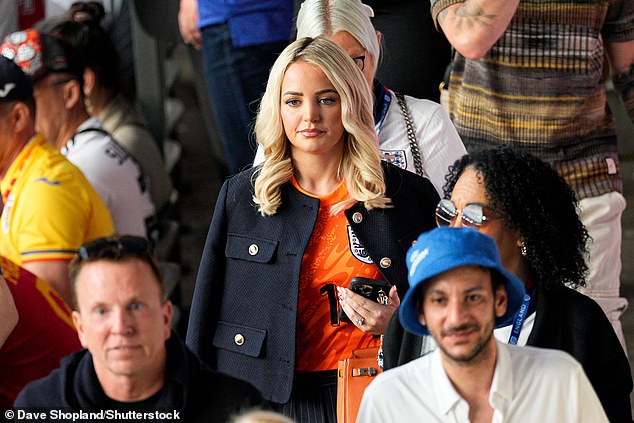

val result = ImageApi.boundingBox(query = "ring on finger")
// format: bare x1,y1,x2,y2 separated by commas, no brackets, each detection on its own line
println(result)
355,317,365,326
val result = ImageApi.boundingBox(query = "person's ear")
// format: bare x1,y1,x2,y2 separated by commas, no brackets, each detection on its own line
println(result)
72,310,89,348
63,80,81,110
14,102,34,133
417,298,427,325
83,68,95,97
162,300,173,340
6,103,26,133
375,31,382,46
419,313,427,326
494,284,508,318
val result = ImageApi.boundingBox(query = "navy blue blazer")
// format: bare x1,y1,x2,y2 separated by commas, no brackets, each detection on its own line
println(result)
186,162,439,403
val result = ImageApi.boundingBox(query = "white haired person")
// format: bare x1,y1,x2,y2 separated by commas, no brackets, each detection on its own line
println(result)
254,0,466,195
187,37,439,422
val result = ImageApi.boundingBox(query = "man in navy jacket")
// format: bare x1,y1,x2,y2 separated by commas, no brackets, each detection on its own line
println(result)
14,236,261,422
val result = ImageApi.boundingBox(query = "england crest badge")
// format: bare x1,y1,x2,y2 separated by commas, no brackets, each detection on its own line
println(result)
380,149,407,169
347,225,373,264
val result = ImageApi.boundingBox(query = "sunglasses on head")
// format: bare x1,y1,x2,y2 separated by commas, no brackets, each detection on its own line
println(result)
435,199,498,228
77,235,153,260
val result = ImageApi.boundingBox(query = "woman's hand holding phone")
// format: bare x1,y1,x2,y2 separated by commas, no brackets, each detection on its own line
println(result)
337,284,400,335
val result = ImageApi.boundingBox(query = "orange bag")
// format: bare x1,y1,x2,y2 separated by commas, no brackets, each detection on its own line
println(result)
336,347,382,423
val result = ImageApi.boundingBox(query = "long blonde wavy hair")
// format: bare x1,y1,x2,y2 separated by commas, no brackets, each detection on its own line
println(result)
253,37,390,216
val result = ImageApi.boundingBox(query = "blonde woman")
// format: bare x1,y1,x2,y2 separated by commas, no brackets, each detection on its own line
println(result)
254,0,466,195
187,37,439,422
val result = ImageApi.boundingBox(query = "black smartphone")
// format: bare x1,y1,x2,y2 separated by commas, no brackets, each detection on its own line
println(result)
339,277,391,323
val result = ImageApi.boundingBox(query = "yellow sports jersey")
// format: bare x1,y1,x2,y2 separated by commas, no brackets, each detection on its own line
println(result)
0,135,114,263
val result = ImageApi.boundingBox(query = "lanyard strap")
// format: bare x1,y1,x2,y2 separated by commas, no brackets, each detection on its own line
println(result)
508,292,532,345
373,82,392,137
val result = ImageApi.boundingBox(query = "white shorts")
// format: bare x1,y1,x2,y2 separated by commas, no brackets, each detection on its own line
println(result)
577,191,628,352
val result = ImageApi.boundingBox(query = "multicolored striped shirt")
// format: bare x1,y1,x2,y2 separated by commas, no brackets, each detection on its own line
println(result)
431,0,634,199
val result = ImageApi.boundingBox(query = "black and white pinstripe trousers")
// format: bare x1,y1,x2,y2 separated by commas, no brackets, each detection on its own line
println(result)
273,370,338,423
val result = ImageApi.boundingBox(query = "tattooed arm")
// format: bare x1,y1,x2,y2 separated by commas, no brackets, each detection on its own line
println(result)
432,0,519,60
608,40,634,123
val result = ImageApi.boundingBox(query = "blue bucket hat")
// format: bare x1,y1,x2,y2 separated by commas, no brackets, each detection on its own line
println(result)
399,227,526,336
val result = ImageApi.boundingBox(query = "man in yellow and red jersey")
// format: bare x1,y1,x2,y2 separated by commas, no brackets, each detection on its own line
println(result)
0,256,81,409
0,56,113,305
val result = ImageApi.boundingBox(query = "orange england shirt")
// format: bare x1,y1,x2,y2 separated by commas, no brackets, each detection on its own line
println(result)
293,177,384,371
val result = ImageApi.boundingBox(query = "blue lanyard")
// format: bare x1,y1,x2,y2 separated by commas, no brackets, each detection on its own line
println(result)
373,83,392,137
508,292,532,345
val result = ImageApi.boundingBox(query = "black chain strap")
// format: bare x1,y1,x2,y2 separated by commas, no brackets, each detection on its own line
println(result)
394,92,424,177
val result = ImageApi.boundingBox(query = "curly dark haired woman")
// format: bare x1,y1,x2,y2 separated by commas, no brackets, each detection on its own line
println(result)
443,146,589,292
383,147,632,422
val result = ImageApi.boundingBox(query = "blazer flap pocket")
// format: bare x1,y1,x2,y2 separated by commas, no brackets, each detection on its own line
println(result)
213,321,266,358
226,234,278,263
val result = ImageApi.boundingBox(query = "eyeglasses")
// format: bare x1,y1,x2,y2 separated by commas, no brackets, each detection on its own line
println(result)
435,199,499,228
351,52,366,71
77,235,153,260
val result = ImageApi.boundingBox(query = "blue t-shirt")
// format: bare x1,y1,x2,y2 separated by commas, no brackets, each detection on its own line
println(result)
197,0,294,47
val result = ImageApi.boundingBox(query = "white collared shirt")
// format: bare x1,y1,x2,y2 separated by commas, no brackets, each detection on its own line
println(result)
358,341,608,423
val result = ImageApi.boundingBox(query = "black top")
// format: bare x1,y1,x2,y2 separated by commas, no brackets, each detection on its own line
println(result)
14,332,263,423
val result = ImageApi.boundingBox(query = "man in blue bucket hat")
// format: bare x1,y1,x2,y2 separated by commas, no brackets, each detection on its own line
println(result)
358,227,607,423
